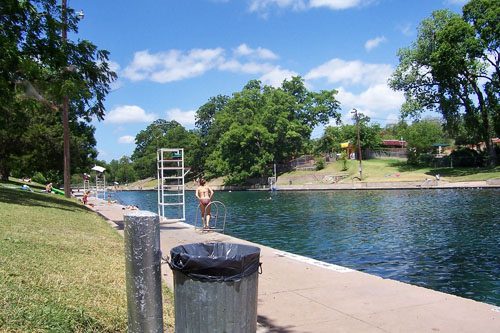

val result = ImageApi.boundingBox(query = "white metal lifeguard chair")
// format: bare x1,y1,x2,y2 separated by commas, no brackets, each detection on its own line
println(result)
157,148,188,223
91,165,106,199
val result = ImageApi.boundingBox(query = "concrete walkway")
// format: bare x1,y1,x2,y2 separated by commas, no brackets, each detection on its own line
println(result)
87,197,500,332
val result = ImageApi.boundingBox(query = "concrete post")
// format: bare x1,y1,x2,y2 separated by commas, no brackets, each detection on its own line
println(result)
124,211,164,333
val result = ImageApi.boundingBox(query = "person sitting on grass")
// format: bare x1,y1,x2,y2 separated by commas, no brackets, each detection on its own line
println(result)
45,183,53,193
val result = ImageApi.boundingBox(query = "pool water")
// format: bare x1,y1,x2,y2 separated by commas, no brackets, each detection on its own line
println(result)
112,188,500,306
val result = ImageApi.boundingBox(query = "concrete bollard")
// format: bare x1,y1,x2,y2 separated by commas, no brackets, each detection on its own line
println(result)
124,211,164,333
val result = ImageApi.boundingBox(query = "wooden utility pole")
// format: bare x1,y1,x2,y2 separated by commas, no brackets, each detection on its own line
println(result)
352,108,362,180
61,0,71,198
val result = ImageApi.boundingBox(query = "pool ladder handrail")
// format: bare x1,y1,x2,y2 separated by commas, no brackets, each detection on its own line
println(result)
194,200,227,233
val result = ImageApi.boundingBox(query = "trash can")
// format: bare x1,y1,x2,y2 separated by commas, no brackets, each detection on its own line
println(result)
169,242,261,333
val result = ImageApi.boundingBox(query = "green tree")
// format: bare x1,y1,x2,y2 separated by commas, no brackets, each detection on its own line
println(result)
316,115,382,155
131,120,198,179
0,0,116,182
9,104,98,184
193,95,229,176
108,156,137,184
403,118,449,165
381,120,409,141
202,77,341,184
389,1,499,165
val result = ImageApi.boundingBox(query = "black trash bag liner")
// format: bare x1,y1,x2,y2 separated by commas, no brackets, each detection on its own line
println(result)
170,242,260,282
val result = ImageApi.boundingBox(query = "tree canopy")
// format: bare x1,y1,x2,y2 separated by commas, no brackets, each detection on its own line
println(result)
0,0,116,181
316,114,382,155
389,0,499,165
199,77,341,184
131,120,198,179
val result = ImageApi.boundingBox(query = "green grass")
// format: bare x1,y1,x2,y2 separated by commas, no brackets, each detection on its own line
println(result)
0,183,174,332
279,158,500,184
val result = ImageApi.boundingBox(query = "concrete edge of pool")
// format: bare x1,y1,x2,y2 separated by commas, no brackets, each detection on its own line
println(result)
88,197,500,333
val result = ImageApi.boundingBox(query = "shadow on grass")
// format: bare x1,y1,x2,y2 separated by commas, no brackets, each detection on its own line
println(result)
387,160,425,172
388,161,500,178
425,166,500,178
0,183,83,213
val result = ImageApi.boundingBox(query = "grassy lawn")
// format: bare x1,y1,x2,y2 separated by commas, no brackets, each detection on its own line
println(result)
0,183,173,332
280,158,500,184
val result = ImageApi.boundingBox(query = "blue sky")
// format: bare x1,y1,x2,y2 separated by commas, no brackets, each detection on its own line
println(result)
71,0,468,162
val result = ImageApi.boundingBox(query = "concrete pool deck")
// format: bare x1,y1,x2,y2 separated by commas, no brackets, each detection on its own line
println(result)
87,197,500,332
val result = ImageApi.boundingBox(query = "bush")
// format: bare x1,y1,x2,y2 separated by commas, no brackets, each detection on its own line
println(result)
31,172,47,184
340,152,348,171
315,157,325,171
408,151,446,167
450,148,483,167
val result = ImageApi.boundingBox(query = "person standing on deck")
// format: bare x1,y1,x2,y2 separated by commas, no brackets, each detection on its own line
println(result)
195,178,214,229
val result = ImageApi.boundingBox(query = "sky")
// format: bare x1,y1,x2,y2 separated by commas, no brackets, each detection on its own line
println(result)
70,0,469,162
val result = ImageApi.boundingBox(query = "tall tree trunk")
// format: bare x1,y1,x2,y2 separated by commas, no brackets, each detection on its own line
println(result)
0,163,10,181
471,80,497,166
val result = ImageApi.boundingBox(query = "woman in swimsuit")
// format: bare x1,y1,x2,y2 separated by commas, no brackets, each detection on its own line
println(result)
195,178,214,229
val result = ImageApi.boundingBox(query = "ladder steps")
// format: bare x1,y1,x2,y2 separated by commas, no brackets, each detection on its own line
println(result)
157,148,185,220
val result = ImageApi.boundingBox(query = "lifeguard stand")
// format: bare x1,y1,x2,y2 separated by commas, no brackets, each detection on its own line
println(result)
157,148,186,222
91,165,106,199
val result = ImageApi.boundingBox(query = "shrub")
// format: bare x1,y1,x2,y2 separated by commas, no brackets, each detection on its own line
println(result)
315,157,325,171
32,172,47,184
450,148,483,167
340,151,348,171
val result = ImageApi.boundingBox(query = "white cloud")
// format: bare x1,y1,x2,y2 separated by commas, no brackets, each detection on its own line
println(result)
121,45,290,84
249,0,307,12
385,113,400,124
398,23,413,36
445,0,467,5
218,60,275,74
122,48,225,83
364,36,387,51
305,58,404,126
248,0,371,13
104,60,123,91
165,108,196,128
337,84,404,112
234,44,278,60
309,0,365,10
118,135,135,144
108,60,121,73
105,105,157,124
112,126,126,134
259,66,298,87
305,58,393,86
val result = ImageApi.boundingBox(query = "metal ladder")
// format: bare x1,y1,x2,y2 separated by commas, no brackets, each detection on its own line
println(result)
157,148,186,223
194,200,227,233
